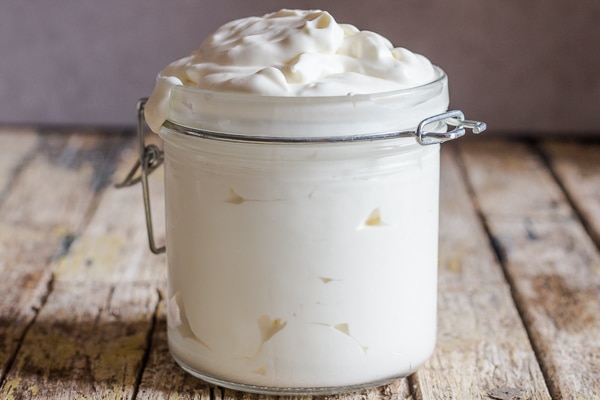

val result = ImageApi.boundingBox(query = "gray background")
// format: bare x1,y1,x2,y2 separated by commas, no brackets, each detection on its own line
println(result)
1,0,599,133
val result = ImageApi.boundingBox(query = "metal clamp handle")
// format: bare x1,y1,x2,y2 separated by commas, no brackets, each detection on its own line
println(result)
115,98,165,254
416,110,487,145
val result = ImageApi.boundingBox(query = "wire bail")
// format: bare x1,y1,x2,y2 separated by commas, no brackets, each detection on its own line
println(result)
115,98,165,254
416,110,487,145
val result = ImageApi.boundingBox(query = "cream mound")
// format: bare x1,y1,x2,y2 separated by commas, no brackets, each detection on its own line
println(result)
144,9,436,133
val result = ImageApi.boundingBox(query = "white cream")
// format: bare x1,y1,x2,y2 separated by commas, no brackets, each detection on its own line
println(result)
164,133,440,390
151,9,446,394
144,9,436,133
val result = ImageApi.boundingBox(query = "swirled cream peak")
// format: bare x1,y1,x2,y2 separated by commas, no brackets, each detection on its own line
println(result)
145,9,436,132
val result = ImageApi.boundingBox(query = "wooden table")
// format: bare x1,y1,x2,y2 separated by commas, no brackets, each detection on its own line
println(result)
0,127,598,399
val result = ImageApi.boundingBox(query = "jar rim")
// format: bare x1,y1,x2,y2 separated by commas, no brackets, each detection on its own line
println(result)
163,66,449,138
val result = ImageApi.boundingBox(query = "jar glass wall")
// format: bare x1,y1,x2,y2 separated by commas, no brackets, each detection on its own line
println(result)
158,67,448,395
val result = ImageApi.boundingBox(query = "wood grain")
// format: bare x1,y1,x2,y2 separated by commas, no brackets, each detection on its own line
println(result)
0,128,38,198
0,130,128,385
540,139,600,248
0,283,159,399
52,132,166,285
412,145,550,400
459,139,600,399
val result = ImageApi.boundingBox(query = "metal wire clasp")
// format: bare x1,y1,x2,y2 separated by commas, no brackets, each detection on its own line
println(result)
416,110,487,145
115,100,486,255
115,98,165,254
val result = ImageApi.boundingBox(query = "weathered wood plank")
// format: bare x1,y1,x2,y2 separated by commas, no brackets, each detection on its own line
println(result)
416,287,551,400
53,133,166,284
0,131,130,385
411,145,550,400
0,132,126,229
0,128,38,199
16,131,168,398
0,129,44,378
487,217,600,398
437,145,506,290
0,130,166,398
0,282,159,399
457,139,572,219
458,139,600,399
0,223,56,392
540,139,600,247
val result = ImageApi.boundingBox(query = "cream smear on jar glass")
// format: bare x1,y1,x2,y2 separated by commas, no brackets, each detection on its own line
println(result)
132,8,486,395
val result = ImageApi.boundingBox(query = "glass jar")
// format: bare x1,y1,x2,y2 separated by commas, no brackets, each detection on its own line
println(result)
125,66,485,395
